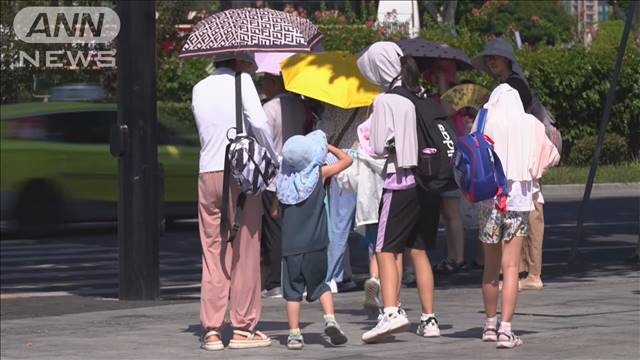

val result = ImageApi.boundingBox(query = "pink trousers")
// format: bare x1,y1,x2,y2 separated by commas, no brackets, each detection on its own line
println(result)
198,172,262,331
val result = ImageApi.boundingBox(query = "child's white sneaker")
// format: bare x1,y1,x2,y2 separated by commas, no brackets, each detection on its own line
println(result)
416,316,440,337
287,332,304,350
323,317,348,345
362,310,410,343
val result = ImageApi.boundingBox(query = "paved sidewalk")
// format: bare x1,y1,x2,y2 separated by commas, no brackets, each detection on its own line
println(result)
1,262,638,360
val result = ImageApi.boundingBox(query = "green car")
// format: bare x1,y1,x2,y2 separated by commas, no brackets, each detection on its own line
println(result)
0,102,199,235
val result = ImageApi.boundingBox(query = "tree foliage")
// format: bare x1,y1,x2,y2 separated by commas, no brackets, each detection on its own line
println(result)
460,0,577,47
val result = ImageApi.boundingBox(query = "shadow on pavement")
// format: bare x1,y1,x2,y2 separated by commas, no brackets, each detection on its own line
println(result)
442,327,538,339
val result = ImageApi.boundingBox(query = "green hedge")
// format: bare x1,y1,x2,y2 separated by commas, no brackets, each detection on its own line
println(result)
518,45,640,160
568,133,629,165
158,101,194,128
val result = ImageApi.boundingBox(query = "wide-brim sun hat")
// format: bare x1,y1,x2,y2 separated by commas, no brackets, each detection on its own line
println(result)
276,130,328,205
471,38,524,79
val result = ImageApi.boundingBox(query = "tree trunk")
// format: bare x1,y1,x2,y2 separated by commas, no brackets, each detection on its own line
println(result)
421,0,440,22
443,0,457,35
611,0,626,20
443,0,457,26
633,2,640,33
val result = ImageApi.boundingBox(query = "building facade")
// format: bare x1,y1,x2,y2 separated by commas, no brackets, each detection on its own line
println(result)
564,0,611,43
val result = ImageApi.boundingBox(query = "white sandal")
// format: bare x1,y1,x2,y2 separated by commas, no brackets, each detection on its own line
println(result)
201,329,224,351
228,329,272,349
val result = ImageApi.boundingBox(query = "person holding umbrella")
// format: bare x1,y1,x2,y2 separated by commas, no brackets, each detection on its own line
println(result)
181,7,324,351
192,52,277,351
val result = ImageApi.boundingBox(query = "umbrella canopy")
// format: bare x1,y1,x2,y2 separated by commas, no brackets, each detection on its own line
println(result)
255,44,324,75
180,8,323,58
281,51,381,109
440,84,491,112
395,38,473,71
255,52,295,75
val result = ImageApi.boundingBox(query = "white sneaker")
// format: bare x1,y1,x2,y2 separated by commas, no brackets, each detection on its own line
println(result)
362,310,410,343
416,316,440,337
363,278,381,310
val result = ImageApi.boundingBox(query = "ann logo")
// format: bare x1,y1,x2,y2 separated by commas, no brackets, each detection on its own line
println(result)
26,12,104,38
14,7,120,44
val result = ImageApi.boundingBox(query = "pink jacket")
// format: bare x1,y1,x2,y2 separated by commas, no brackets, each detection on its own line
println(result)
531,118,560,179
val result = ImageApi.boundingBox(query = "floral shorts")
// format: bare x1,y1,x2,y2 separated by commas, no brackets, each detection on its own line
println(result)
478,201,529,244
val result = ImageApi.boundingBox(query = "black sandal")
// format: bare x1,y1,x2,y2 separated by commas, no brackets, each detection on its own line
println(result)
433,259,465,274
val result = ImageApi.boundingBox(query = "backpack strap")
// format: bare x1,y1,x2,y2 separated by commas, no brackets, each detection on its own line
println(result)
235,72,244,134
476,108,488,134
491,147,509,213
475,107,508,211
220,73,247,248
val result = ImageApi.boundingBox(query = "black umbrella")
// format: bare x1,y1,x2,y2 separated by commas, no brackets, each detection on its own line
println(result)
395,38,473,71
180,8,323,58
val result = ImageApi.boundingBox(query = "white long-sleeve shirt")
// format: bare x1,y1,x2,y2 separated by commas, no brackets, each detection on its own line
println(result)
192,67,277,173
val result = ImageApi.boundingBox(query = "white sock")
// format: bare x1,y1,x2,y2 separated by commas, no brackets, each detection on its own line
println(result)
499,321,512,333
420,313,435,321
485,315,498,328
384,306,399,316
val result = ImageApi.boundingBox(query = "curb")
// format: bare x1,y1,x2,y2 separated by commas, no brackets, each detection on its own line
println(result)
543,182,640,200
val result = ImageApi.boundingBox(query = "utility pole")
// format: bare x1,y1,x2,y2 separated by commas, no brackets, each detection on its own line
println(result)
113,0,160,300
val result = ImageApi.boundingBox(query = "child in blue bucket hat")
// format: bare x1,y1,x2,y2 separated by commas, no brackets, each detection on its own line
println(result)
273,130,353,350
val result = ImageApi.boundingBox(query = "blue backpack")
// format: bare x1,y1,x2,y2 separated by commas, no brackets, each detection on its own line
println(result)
452,108,509,207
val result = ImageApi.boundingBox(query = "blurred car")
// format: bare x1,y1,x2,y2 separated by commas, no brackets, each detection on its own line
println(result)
48,84,110,102
0,102,199,235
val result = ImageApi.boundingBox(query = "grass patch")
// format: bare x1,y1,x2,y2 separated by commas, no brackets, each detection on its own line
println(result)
544,161,640,184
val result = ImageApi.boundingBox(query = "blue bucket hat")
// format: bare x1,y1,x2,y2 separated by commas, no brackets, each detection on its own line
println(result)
276,130,328,205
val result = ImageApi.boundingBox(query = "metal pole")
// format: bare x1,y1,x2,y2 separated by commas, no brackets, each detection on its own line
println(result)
569,1,637,263
115,0,159,300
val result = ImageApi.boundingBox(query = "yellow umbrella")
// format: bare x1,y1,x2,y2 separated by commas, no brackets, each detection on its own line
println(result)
280,51,381,109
